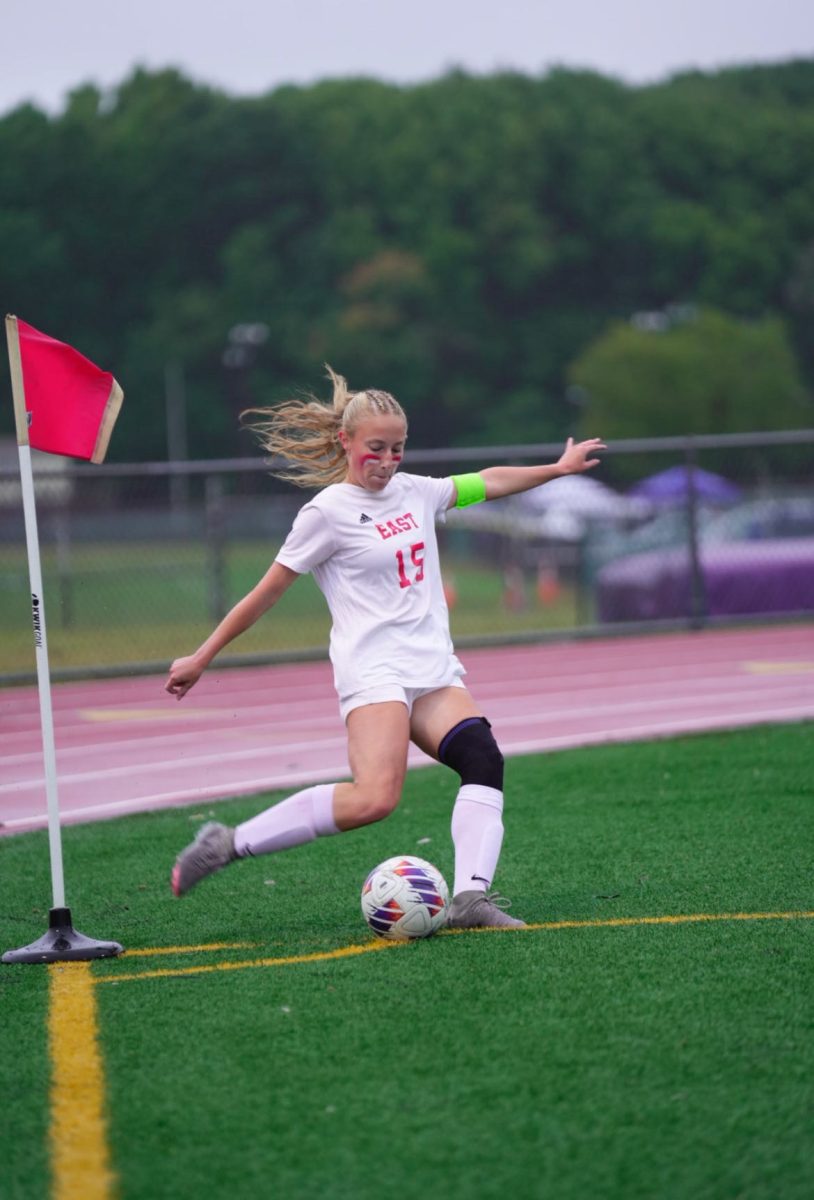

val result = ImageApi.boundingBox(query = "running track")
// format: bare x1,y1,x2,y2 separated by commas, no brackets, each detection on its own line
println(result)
1,625,812,835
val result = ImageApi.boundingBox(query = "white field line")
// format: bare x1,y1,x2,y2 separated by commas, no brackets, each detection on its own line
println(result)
498,706,814,755
1,764,355,828
2,680,811,791
4,704,812,832
2,669,810,770
5,637,812,730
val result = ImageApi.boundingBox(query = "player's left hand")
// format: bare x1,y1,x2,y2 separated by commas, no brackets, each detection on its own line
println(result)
557,437,606,474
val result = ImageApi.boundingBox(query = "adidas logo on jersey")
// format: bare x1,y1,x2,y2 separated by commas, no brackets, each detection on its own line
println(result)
359,513,373,523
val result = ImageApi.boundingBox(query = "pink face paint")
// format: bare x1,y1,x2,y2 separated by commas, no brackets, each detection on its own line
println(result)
361,454,382,464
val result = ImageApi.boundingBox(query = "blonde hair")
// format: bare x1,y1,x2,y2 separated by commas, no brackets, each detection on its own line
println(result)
242,366,407,488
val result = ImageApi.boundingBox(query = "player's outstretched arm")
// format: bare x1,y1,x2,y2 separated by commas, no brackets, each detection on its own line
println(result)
479,437,606,501
165,561,300,700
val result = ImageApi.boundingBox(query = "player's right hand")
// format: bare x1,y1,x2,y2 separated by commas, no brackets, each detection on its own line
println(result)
165,655,203,700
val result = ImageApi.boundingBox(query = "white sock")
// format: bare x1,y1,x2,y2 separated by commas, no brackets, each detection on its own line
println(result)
450,784,504,896
234,783,339,857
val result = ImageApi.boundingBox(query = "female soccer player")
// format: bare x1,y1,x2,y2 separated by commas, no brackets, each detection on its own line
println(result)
167,368,604,927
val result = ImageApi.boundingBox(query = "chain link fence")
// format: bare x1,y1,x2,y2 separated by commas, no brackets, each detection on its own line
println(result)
1,431,812,683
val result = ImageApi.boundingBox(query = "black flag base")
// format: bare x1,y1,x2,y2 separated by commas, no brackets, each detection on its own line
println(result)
2,906,124,964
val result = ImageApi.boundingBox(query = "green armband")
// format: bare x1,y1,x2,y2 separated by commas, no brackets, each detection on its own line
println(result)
452,472,487,508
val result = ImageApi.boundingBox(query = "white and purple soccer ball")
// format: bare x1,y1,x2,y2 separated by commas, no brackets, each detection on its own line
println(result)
361,855,450,940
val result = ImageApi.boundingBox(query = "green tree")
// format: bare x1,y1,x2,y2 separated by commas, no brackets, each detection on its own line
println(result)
570,308,810,439
2,61,814,458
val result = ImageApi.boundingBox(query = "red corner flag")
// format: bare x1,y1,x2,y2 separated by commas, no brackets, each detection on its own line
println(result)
6,315,123,462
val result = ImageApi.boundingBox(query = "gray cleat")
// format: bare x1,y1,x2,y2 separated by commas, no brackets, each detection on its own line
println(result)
447,889,527,929
171,821,237,897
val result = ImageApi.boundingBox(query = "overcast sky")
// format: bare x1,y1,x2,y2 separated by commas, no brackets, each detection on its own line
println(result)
2,0,812,116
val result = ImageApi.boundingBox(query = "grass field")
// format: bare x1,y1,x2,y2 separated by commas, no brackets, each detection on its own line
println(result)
1,722,812,1200
2,541,581,674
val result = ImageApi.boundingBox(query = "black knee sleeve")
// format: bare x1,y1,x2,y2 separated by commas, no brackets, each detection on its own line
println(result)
438,717,504,791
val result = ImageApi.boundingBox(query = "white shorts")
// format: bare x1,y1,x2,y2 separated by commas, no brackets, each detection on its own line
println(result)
340,678,466,723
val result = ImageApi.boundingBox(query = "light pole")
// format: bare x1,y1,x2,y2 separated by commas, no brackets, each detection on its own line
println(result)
223,323,269,453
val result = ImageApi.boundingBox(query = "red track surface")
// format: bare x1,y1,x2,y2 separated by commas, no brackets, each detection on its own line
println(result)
2,625,812,835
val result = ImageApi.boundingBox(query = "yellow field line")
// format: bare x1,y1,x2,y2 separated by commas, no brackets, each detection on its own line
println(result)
94,935,402,984
95,909,814,984
49,962,116,1200
123,941,258,957
446,909,814,935
743,661,814,674
47,907,814,1197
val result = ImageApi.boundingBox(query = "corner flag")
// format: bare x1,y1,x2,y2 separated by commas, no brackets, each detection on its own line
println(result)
10,316,123,461
2,315,125,964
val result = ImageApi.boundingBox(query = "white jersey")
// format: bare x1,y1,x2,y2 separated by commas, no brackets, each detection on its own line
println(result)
275,472,465,697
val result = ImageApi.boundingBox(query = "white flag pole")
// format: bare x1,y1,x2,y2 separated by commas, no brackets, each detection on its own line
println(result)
3,314,121,963
5,315,66,908
17,447,67,907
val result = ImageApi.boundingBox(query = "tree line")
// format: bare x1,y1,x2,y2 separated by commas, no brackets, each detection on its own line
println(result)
1,60,813,460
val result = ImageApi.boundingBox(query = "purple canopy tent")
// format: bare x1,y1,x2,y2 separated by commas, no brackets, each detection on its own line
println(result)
629,465,741,505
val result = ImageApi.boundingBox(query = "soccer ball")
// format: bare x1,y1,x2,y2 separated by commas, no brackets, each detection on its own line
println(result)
361,855,450,940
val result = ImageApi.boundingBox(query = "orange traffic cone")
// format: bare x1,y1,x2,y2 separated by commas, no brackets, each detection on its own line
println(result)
536,565,562,606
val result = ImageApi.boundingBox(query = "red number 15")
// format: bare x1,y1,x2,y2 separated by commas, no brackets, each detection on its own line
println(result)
396,541,425,588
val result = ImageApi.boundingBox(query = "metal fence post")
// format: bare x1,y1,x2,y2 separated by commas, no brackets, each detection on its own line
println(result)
205,472,227,623
685,438,708,629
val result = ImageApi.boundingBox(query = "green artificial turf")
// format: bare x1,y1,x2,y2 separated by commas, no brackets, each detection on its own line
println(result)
1,721,812,1199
